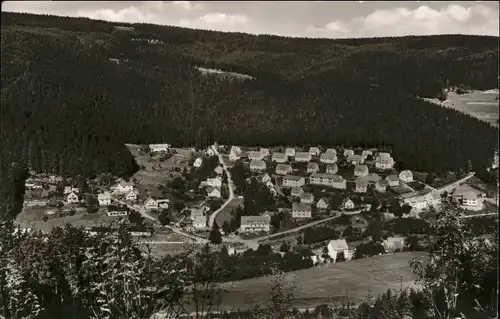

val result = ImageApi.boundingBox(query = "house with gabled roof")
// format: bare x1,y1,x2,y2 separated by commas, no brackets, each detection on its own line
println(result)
343,149,354,157
214,166,224,175
307,162,319,174
144,198,158,210
310,173,346,189
347,154,364,165
250,160,267,171
375,180,388,192
292,203,312,218
291,187,304,197
229,146,242,161
272,152,288,163
398,170,413,183
149,144,170,153
375,154,395,170
361,150,373,157
325,148,337,155
343,198,355,210
320,153,337,164
193,157,203,168
248,151,265,161
386,175,400,187
206,187,221,198
260,148,270,157
316,197,330,209
285,148,296,157
114,181,134,194
240,215,271,233
327,239,352,261
206,176,222,188
355,179,369,193
326,164,338,174
309,147,321,156
354,164,369,177
295,152,312,162
125,190,138,201
300,192,315,204
98,192,112,206
276,164,293,175
283,175,305,187
67,192,79,204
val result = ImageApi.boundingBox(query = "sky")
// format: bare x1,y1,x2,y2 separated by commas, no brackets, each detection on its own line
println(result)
2,1,499,38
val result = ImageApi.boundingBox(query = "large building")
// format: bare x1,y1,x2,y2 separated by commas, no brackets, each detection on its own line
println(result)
292,203,312,218
283,175,306,188
309,173,346,189
240,215,271,233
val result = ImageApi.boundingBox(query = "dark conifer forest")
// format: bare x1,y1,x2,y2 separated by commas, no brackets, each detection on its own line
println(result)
1,12,498,219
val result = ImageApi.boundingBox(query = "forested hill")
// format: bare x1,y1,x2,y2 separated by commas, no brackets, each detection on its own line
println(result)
1,12,499,219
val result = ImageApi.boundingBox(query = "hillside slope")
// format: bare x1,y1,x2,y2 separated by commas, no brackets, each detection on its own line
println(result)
1,12,498,219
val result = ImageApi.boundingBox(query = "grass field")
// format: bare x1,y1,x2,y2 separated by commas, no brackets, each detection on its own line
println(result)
205,251,424,311
215,197,244,228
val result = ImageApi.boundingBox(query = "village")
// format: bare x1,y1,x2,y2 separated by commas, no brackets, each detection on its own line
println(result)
18,142,498,264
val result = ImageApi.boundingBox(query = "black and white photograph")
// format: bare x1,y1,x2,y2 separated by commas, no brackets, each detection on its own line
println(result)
0,1,499,318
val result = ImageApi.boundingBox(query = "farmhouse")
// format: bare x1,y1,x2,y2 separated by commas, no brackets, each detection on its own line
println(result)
292,203,312,218
309,173,346,189
250,160,267,171
316,197,330,209
193,157,203,168
307,162,320,174
320,153,338,164
355,179,369,193
193,216,207,230
248,151,265,161
309,147,321,156
343,198,355,210
214,166,224,175
300,192,315,204
107,205,129,217
343,149,354,157
295,152,312,162
326,164,338,174
144,198,158,210
375,180,388,192
347,154,364,165
67,192,79,204
283,175,306,188
375,154,395,170
291,187,304,197
206,187,221,198
452,184,484,209
206,176,222,188
354,165,369,177
240,215,271,233
399,170,413,183
126,190,138,201
272,152,288,163
386,175,400,187
260,148,270,157
327,239,351,262
285,148,296,157
98,192,112,206
276,164,293,175
149,144,170,153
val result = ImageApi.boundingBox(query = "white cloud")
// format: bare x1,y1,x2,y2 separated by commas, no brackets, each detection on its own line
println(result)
180,13,250,32
172,1,203,11
307,4,499,38
76,7,150,23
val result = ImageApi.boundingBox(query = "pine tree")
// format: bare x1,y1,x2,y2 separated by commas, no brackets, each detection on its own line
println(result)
209,222,222,244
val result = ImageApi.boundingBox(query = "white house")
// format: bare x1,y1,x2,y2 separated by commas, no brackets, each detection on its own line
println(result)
382,237,406,253
149,144,170,153
115,181,134,194
291,187,304,197
343,198,355,210
206,177,222,188
144,198,158,211
240,215,271,233
347,154,364,165
206,187,221,198
230,146,242,154
248,151,265,161
361,150,373,157
355,179,368,193
260,148,270,157
193,157,203,168
190,207,204,220
386,175,400,187
309,173,346,189
107,206,129,217
63,186,72,195
214,166,224,175
327,239,351,262
295,152,312,162
98,192,112,206
126,190,138,201
320,153,337,164
325,148,337,155
283,175,305,187
67,192,79,204
343,149,354,157
250,160,267,171
375,154,395,170
193,216,207,230
399,170,413,183
276,164,293,175
326,164,338,174
309,147,321,156
375,180,388,192
229,146,242,161
157,199,170,209
285,148,296,157
354,165,369,177
316,197,330,209
401,190,434,212
307,162,319,174
292,203,312,218
300,192,315,204
272,152,288,163
452,184,484,210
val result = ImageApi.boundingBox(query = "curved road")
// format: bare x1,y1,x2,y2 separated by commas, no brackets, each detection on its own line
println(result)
208,144,235,228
